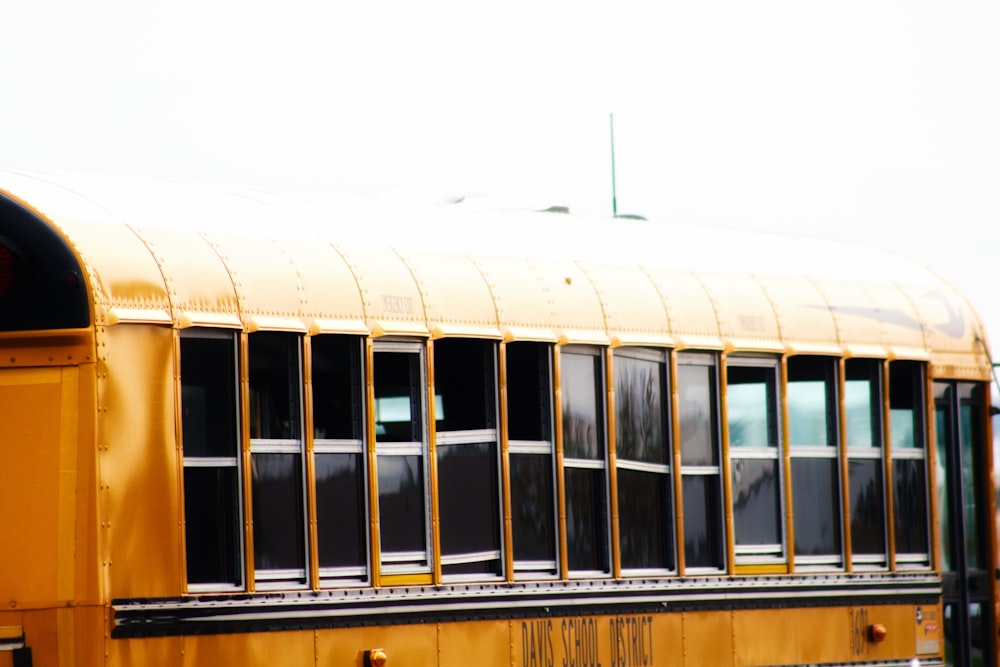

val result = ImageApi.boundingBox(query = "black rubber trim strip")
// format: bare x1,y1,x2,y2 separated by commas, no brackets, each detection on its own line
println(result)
112,574,941,639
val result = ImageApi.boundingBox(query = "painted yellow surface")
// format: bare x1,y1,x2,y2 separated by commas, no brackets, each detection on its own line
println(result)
682,610,734,666
439,620,510,667
0,367,69,606
317,622,439,667
99,325,182,599
5,171,987,377
512,612,680,667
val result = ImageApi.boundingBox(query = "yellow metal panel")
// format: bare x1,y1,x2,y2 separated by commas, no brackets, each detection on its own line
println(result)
280,238,369,331
753,275,841,353
317,622,439,666
475,256,606,345
128,226,240,326
100,325,182,598
818,281,928,355
697,272,782,352
439,620,509,667
53,218,172,322
339,244,429,336
682,610,734,666
732,606,849,666
582,263,673,347
182,631,315,666
398,250,502,339
642,268,722,349
199,233,307,330
0,368,63,607
513,613,682,667
108,635,184,667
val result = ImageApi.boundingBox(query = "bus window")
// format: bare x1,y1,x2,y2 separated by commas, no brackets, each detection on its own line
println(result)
373,341,431,574
889,360,930,568
613,347,674,574
726,357,784,565
560,347,610,576
248,333,307,588
180,331,243,590
311,335,368,584
787,356,842,569
433,339,502,579
677,353,726,573
506,342,558,578
844,359,887,569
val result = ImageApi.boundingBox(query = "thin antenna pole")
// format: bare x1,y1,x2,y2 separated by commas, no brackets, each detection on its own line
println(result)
609,113,618,218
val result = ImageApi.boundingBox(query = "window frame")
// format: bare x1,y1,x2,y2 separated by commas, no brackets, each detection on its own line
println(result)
725,355,786,567
180,328,245,593
432,338,504,582
612,346,675,576
888,360,931,570
247,331,309,589
505,342,560,580
311,334,370,586
676,352,727,575
559,345,612,578
843,358,888,571
372,339,433,576
786,355,844,571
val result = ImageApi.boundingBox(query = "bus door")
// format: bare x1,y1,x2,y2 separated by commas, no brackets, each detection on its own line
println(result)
934,381,996,667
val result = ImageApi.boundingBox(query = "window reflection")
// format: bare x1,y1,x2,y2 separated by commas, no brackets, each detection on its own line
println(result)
727,359,783,561
678,354,724,571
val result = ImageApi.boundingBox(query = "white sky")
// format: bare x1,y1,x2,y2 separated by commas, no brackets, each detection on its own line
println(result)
3,1,1000,356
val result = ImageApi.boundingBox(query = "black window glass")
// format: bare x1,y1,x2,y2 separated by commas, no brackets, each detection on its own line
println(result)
678,363,717,466
377,454,426,554
682,475,723,568
374,352,423,443
562,352,603,460
434,339,495,432
249,332,301,440
934,388,954,572
614,354,666,464
251,453,305,572
959,383,985,569
845,360,881,448
731,459,781,546
791,458,841,556
315,453,366,570
726,366,778,448
787,356,836,447
507,343,552,442
848,459,885,556
565,467,608,571
617,468,672,569
510,454,556,563
312,336,362,441
889,361,924,449
438,441,501,575
183,466,241,585
893,458,929,554
181,333,241,588
181,337,238,458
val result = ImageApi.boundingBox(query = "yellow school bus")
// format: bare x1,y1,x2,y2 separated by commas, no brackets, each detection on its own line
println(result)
0,170,994,666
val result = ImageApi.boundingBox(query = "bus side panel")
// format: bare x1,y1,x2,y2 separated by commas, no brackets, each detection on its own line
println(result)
512,613,681,667
317,623,439,667
732,606,849,667
682,610,734,667
20,605,103,667
438,620,509,667
99,324,181,599
0,367,64,606
107,634,183,667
